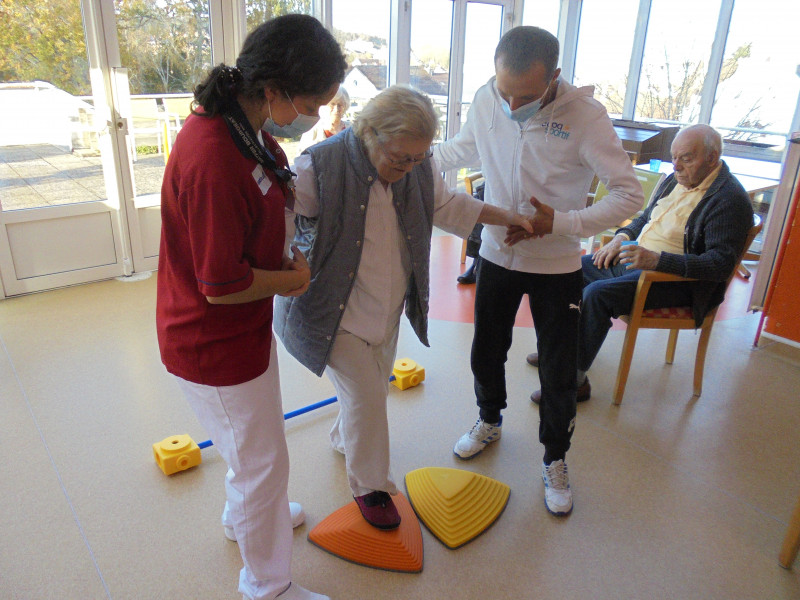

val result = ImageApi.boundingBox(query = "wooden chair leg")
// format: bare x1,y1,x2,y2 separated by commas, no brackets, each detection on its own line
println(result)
460,239,467,264
692,324,714,397
612,325,639,405
665,329,678,364
736,262,752,279
779,491,800,569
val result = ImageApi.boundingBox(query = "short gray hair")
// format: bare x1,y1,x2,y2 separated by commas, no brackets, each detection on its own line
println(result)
494,26,559,78
353,85,439,154
681,124,723,158
330,85,350,111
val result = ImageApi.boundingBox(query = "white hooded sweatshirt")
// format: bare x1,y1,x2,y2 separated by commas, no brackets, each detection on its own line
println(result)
434,76,643,274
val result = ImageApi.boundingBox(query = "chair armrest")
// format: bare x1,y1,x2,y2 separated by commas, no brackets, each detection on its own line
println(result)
638,271,698,284
626,270,697,321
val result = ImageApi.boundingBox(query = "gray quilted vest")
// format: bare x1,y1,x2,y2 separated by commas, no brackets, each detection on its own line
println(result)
273,128,434,376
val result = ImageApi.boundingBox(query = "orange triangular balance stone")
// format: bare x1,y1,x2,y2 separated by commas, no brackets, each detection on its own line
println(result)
405,467,510,549
307,492,423,572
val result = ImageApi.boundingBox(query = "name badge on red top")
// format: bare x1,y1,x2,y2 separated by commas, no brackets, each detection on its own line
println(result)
252,164,273,195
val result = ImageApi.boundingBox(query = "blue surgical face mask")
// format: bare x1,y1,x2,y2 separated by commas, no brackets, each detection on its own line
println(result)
501,97,543,122
263,93,319,138
500,82,550,122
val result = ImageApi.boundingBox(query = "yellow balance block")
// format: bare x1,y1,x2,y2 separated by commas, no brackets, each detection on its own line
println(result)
153,434,202,475
391,358,425,391
405,467,510,549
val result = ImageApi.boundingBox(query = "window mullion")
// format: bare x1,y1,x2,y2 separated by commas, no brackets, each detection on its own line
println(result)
622,0,651,120
699,0,734,124
556,0,581,83
389,0,411,86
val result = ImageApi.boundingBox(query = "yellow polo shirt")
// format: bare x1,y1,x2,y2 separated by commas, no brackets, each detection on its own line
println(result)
638,163,721,254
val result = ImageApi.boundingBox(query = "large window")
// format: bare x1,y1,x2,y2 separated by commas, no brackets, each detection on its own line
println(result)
461,2,504,129
521,0,560,36
333,0,391,118
0,2,98,211
246,0,311,29
573,0,639,119
710,0,800,150
410,0,453,142
634,0,721,124
569,0,799,159
115,0,212,199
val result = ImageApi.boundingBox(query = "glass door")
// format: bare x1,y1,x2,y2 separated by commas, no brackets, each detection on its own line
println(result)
0,0,215,297
114,0,213,273
0,0,128,296
410,0,514,189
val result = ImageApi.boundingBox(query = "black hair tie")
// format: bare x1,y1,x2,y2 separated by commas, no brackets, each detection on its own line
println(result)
219,65,243,87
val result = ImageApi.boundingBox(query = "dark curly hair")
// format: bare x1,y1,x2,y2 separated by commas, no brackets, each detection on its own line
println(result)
193,14,347,117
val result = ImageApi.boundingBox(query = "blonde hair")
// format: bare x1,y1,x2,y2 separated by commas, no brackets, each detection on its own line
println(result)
353,85,439,154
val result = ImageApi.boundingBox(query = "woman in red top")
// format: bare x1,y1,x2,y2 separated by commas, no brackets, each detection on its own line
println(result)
156,14,346,600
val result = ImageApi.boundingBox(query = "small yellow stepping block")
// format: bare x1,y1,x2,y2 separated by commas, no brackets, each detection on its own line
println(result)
405,467,510,549
391,358,425,390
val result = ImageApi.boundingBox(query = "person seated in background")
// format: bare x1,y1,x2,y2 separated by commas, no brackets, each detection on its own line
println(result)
297,85,350,152
273,86,533,531
526,124,754,404
458,179,484,284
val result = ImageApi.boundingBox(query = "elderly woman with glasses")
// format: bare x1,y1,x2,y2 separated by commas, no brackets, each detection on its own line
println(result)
274,85,532,530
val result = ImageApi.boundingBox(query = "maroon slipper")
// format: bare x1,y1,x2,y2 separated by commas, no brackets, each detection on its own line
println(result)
354,491,401,530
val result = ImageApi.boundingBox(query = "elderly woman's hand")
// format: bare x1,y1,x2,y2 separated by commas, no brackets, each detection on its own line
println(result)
504,211,535,246
279,246,311,297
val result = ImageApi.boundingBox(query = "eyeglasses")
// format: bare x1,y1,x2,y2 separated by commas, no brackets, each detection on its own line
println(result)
378,142,433,167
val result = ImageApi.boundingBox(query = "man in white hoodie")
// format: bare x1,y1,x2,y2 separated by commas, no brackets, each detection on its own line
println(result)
434,26,642,516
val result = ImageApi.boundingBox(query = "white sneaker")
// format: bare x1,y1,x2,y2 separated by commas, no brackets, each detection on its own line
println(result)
453,416,502,459
274,582,330,600
225,502,306,541
542,460,573,516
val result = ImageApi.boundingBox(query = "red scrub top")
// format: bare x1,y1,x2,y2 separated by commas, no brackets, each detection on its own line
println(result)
157,111,288,386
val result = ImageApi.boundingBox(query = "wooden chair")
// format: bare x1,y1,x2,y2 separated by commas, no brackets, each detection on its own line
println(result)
780,489,800,569
608,217,762,404
735,213,762,279
460,171,484,264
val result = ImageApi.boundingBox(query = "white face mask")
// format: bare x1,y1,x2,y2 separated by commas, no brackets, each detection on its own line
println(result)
500,80,551,123
263,92,319,138
501,97,543,122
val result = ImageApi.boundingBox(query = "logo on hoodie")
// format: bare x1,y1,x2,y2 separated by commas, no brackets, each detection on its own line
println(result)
541,120,571,140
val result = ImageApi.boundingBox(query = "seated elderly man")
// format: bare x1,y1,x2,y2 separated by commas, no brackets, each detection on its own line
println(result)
529,123,754,403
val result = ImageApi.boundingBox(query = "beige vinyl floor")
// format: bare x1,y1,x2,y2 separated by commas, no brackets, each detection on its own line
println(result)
2,267,800,599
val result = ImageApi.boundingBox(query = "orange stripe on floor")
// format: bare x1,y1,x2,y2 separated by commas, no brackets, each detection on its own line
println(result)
428,235,756,329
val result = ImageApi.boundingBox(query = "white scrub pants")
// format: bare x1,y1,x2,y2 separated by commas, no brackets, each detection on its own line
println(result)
175,340,292,600
326,319,400,497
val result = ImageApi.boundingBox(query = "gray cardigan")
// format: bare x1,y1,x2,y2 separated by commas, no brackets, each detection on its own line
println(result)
616,160,754,325
273,129,435,376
